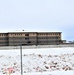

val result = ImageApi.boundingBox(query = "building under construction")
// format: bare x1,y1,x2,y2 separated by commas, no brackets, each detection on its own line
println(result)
0,32,64,46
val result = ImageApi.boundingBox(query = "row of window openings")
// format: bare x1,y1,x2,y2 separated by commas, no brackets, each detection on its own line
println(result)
0,37,60,40
11,33,60,36
15,41,60,43
25,37,60,40
0,34,23,36
0,34,7,36
0,40,60,43
38,33,60,35
0,42,8,44
0,42,27,44
0,33,61,36
0,38,7,40
14,33,60,36
25,33,60,35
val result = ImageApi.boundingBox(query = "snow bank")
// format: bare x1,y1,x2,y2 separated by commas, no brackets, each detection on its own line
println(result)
0,47,74,75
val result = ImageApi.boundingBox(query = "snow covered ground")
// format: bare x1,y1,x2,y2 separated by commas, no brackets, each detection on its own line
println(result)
0,47,74,75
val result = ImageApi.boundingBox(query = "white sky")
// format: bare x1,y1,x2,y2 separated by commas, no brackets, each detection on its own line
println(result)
0,0,74,41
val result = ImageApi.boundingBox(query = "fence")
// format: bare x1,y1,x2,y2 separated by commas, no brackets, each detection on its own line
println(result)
0,44,74,50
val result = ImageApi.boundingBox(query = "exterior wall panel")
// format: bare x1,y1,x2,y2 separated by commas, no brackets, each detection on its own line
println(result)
0,32,63,46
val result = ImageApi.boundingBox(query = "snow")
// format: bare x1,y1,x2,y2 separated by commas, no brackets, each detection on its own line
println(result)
0,47,74,75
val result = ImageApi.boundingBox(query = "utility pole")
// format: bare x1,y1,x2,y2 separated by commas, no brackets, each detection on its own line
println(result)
20,44,23,75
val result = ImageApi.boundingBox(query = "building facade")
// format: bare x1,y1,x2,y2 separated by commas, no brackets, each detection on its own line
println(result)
0,32,63,46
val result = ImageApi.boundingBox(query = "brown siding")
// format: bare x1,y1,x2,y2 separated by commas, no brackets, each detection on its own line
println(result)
0,32,63,46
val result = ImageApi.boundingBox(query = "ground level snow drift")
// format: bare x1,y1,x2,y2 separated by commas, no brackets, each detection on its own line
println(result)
0,47,74,75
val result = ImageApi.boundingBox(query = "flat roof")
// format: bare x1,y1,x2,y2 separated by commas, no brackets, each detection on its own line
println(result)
0,32,62,34
0,31,62,33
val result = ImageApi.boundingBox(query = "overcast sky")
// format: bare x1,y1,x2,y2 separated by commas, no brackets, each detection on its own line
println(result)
0,0,74,41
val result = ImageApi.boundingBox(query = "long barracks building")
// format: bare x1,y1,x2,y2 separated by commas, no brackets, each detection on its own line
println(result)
0,32,63,46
